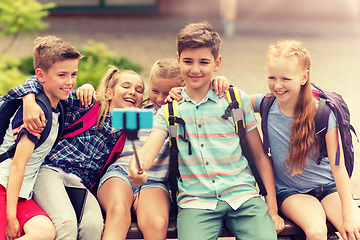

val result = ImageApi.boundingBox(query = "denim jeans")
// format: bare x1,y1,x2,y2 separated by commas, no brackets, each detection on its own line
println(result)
33,166,104,240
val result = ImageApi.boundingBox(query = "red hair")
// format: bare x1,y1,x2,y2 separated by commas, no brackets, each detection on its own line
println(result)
268,40,319,176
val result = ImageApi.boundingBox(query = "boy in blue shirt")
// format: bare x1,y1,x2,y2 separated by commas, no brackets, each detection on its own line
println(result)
129,22,283,239
0,36,81,240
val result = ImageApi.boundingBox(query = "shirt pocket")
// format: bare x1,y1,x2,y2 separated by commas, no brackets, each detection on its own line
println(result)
207,113,237,142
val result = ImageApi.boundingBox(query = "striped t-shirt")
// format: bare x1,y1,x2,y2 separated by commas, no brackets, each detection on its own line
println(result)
153,88,259,211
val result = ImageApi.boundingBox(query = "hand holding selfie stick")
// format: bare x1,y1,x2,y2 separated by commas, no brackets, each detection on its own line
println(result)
112,108,153,175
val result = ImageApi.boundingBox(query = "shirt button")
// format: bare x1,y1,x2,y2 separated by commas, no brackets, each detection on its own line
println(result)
212,180,215,183
205,162,209,165
198,124,202,128
218,194,222,198
200,144,204,147
196,106,199,109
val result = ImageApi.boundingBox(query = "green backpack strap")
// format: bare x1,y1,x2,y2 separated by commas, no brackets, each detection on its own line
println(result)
223,86,268,196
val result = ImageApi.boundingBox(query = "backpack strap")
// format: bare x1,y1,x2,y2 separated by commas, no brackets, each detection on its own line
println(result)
164,100,181,215
61,103,100,139
259,92,333,165
35,92,54,147
223,87,267,196
164,100,193,214
259,94,276,155
0,92,54,163
314,97,331,165
90,132,126,194
0,99,22,163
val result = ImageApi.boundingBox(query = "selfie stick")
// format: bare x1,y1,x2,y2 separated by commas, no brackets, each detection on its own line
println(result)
112,108,153,175
131,141,143,174
123,112,143,174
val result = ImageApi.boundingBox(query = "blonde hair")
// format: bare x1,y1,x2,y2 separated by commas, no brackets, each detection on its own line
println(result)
177,21,222,60
95,66,144,130
33,35,82,72
268,40,318,176
150,58,185,87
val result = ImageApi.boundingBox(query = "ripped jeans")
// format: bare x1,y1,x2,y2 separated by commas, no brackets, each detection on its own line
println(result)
33,166,104,240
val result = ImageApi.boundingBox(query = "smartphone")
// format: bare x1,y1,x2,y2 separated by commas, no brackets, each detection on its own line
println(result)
112,108,153,130
65,186,87,224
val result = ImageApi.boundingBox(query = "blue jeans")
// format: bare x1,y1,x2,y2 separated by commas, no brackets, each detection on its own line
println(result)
277,182,338,207
98,164,169,196
33,166,104,240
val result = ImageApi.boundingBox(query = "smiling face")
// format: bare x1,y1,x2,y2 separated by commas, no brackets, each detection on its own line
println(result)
36,59,79,108
267,57,309,108
177,47,221,101
108,72,144,109
149,75,181,110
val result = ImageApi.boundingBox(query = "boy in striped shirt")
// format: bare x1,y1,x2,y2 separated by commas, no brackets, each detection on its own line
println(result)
129,21,282,240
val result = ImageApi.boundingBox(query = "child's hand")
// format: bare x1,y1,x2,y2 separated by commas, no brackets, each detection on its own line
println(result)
211,76,230,98
340,214,360,240
128,156,148,186
23,94,46,133
76,83,96,108
166,87,183,103
268,209,285,234
6,217,20,240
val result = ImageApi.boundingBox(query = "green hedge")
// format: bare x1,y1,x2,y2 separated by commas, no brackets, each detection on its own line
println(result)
0,40,143,95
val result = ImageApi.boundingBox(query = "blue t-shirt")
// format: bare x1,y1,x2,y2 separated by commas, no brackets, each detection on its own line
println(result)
255,94,337,194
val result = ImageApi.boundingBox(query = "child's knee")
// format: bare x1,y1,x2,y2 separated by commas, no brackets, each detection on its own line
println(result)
304,225,327,240
140,214,168,232
55,219,78,239
26,218,56,240
108,203,131,218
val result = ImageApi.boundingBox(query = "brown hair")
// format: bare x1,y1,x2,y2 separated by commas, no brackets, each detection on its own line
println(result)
176,21,222,60
268,40,318,176
33,35,82,72
95,66,144,130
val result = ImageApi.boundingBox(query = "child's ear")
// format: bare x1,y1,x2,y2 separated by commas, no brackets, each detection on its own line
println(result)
213,55,222,72
301,70,310,85
106,88,114,100
176,52,181,67
35,68,45,83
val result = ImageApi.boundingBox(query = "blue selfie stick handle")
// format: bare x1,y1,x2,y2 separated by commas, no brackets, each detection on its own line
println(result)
112,108,153,130
112,108,153,174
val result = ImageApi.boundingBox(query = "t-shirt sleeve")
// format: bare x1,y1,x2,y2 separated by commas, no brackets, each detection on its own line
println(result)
254,93,266,112
152,105,169,138
327,110,337,132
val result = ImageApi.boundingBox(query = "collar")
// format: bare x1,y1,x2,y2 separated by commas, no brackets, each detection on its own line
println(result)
180,83,218,105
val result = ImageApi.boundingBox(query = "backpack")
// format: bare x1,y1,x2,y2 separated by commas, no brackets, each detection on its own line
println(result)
59,102,126,194
164,87,267,214
259,83,358,177
0,92,65,163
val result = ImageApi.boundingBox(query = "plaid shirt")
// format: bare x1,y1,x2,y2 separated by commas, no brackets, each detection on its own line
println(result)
2,76,122,189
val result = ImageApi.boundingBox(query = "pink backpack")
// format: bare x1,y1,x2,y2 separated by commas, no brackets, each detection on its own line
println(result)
61,103,126,194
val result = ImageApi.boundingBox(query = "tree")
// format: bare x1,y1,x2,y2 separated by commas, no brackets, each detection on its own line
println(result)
0,0,56,54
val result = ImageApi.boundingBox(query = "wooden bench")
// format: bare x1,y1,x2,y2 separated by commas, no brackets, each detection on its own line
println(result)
125,196,360,240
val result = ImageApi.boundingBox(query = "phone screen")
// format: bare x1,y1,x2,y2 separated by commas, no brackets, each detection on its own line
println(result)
65,186,87,223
